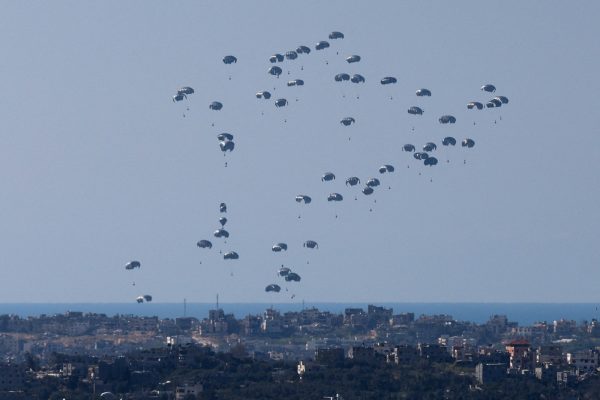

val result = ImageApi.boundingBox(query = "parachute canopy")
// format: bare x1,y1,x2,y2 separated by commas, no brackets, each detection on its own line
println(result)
296,195,312,204
209,101,223,110
481,84,496,92
143,294,153,302
304,240,318,249
177,87,194,95
220,203,227,213
335,73,350,82
467,101,484,110
275,98,288,107
256,91,271,99
379,164,395,174
403,144,416,152
285,51,298,60
327,193,343,202
381,77,397,85
265,284,281,293
217,133,234,141
223,55,237,64
351,74,365,83
223,251,239,260
362,186,374,195
329,31,344,39
285,272,301,282
439,115,456,124
197,240,212,249
296,45,311,54
322,172,335,182
424,157,438,166
219,141,235,152
462,138,475,148
340,117,355,126
125,261,141,270
408,106,424,115
442,137,456,146
416,88,431,96
214,229,230,238
315,41,330,50
495,95,509,104
366,178,380,187
423,142,437,152
219,217,227,227
272,243,288,252
346,176,360,186
346,55,361,63
172,94,186,102
268,66,283,76
269,53,284,63
287,79,304,87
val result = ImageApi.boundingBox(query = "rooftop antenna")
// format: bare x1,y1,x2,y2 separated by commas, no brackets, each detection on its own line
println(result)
302,299,305,311
216,293,219,310
183,298,187,317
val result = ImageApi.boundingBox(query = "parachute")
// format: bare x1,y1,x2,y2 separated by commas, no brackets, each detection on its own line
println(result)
351,74,365,83
486,101,496,108
335,73,350,82
285,272,301,282
346,55,361,63
329,31,344,39
256,91,272,99
177,87,194,95
143,294,153,302
220,203,227,213
296,195,312,204
296,45,311,54
209,101,223,110
442,137,457,146
304,240,318,249
285,51,298,60
403,144,416,152
340,117,355,126
327,193,343,202
197,240,213,249
481,84,496,92
214,229,230,238
489,98,502,107
223,251,239,260
217,133,234,141
269,54,284,63
272,243,288,252
378,165,395,174
321,172,336,182
362,186,374,195
414,152,429,160
467,101,484,110
136,296,144,303
423,142,437,152
495,95,509,104
346,177,360,186
366,178,380,187
268,66,283,77
278,266,291,277
287,79,304,87
381,77,397,85
408,106,424,115
125,261,141,270
275,98,288,107
219,217,227,227
438,115,456,124
462,138,475,148
219,141,235,152
416,88,432,96
315,41,330,50
424,157,438,166
172,94,186,102
265,284,281,293
223,55,237,64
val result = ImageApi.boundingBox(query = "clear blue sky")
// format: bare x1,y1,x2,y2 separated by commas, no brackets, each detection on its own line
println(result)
1,1,599,303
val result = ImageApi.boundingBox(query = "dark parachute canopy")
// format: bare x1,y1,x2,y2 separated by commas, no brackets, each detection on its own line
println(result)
219,141,235,152
362,186,374,195
414,152,429,160
268,66,283,77
172,93,186,102
304,240,318,249
285,51,298,60
346,176,360,186
467,101,484,110
269,53,284,63
403,144,416,152
223,251,239,260
265,284,281,293
177,87,194,95
481,84,496,92
321,172,335,182
346,55,361,63
214,229,230,238
329,31,344,39
439,115,456,124
486,101,496,108
423,142,437,152
366,178,380,187
223,55,237,64
275,98,288,107
296,195,312,204
315,41,330,50
256,91,271,99
381,76,397,85
125,261,141,270
219,217,227,227
335,73,350,82
143,294,153,302
296,45,311,54
197,240,213,249
416,88,432,96
340,117,355,126
209,101,223,110
217,133,234,141
489,98,502,107
351,74,365,83
220,203,227,213
424,157,438,166
379,164,395,174
136,296,144,303
287,79,304,87
285,272,301,282
278,266,291,277
462,138,475,148
442,137,457,146
495,95,509,104
408,106,424,115
272,243,288,252
327,193,343,202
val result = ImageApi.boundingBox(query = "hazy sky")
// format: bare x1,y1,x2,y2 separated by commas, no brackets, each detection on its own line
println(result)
1,1,599,303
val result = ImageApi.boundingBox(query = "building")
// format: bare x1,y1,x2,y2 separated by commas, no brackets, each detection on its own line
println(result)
175,383,203,400
505,340,533,370
475,363,506,384
566,349,599,373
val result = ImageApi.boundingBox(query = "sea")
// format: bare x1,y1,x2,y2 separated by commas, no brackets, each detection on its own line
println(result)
0,303,599,326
